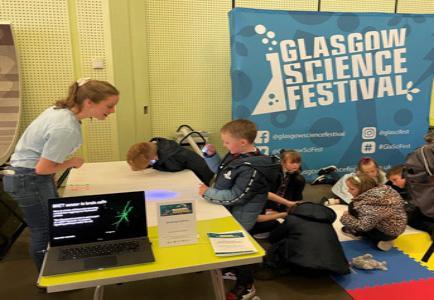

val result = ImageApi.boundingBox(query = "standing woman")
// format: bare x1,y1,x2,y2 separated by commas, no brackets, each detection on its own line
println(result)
2,79,119,272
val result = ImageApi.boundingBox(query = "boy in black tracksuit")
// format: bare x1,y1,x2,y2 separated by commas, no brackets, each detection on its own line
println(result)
127,137,214,185
199,119,279,300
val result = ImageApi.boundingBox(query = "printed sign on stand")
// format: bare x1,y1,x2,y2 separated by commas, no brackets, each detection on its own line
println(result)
157,200,197,247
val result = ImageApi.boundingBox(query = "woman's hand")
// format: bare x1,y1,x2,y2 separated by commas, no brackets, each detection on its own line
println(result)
66,157,84,169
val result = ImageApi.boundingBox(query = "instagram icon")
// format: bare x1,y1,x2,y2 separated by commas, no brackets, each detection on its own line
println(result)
362,127,377,140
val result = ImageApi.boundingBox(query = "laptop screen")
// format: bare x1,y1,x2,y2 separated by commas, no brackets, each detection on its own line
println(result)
49,191,147,247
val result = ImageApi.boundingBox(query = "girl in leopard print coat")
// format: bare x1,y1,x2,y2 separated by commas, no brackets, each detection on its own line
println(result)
340,173,407,241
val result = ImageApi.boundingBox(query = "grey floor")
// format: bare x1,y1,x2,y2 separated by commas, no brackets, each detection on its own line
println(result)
0,184,352,300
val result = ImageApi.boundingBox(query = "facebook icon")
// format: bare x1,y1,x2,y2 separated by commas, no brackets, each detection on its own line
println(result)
255,130,270,144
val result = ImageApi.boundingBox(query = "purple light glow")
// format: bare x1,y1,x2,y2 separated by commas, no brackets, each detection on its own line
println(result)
145,190,179,202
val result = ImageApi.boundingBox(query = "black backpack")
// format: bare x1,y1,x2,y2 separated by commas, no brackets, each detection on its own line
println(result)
403,144,434,218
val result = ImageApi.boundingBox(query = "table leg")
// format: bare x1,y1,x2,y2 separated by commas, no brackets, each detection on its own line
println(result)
94,285,104,300
210,269,225,300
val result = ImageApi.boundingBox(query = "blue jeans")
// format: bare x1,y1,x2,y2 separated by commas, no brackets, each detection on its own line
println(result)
2,167,58,271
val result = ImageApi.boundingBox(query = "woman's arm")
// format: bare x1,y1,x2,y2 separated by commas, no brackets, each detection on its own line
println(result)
35,157,84,175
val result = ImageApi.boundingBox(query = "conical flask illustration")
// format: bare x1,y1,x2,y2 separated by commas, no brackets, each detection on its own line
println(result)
252,52,287,115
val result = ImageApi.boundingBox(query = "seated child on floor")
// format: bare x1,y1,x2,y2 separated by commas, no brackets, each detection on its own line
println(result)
387,165,434,238
127,137,214,185
329,157,387,205
251,149,305,238
269,149,305,209
386,165,410,200
340,173,407,251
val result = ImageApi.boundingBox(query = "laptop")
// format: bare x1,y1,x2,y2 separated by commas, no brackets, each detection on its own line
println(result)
42,191,155,276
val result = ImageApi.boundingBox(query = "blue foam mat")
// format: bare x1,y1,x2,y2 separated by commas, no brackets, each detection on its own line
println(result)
331,240,434,290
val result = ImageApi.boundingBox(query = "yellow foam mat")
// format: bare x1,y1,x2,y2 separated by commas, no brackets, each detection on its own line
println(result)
395,233,434,270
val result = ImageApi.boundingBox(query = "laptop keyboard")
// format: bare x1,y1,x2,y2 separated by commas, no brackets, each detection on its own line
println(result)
59,241,140,260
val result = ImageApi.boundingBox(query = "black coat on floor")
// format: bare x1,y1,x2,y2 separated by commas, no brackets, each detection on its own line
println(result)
150,137,214,185
265,202,350,275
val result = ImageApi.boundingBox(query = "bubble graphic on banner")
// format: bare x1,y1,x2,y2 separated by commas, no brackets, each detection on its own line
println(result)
231,70,252,101
309,118,344,147
235,105,251,119
262,38,269,44
270,110,298,128
337,13,360,32
255,24,266,34
235,41,248,56
267,31,275,38
394,109,413,126
271,40,277,45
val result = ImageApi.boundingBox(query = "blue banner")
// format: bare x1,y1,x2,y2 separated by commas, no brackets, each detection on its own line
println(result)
230,8,434,180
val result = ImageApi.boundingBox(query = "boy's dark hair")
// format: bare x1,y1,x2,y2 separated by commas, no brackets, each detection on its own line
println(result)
220,119,257,143
280,149,301,163
386,165,404,179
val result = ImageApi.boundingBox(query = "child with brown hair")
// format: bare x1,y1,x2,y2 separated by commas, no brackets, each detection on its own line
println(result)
199,119,280,300
387,165,434,238
250,149,305,238
127,137,214,185
330,157,387,204
386,165,408,198
269,149,305,208
340,173,407,251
